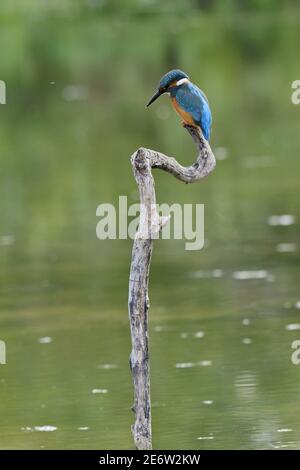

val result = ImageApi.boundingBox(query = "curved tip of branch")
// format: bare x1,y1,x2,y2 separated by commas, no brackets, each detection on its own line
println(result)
131,147,144,163
183,124,216,170
131,147,151,172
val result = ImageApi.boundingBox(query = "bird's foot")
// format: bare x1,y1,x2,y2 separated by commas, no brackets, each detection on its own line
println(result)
182,122,201,136
182,121,198,131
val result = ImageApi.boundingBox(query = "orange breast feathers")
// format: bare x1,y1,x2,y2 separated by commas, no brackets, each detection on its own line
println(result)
171,97,195,126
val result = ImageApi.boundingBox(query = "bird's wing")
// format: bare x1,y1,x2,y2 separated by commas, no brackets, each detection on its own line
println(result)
175,84,212,140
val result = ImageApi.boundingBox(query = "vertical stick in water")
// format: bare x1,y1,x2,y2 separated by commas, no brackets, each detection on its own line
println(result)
128,126,216,449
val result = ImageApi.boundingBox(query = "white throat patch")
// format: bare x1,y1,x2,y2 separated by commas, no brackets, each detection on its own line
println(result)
176,77,189,86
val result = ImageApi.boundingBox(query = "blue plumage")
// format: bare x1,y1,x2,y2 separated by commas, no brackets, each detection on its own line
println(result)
170,82,212,140
147,69,212,141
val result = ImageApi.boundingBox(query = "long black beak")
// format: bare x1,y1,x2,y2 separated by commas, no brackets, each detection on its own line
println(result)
146,89,164,107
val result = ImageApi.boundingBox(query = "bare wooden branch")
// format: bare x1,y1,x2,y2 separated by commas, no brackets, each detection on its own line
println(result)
128,124,216,450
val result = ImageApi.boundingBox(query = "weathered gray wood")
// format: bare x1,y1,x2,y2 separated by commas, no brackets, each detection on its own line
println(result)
128,124,216,450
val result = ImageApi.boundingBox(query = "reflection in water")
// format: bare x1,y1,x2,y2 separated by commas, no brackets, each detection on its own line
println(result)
194,331,205,338
97,364,118,370
285,324,300,331
175,360,213,369
232,270,271,281
234,371,257,396
22,426,58,433
190,269,224,279
242,338,252,344
276,243,297,253
38,337,53,344
268,215,295,226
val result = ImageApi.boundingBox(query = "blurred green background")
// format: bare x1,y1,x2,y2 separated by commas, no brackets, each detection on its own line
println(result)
1,0,300,450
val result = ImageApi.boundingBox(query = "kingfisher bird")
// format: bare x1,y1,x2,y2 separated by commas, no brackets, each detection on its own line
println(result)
146,69,212,141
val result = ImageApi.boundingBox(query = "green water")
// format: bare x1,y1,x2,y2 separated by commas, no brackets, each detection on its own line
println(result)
1,2,300,449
